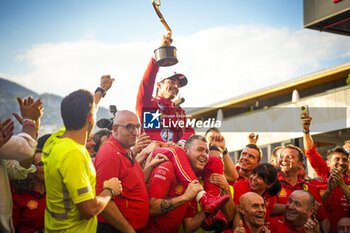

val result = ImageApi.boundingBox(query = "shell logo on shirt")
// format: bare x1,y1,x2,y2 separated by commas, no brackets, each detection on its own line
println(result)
278,188,287,198
175,183,184,194
319,189,326,196
27,200,38,210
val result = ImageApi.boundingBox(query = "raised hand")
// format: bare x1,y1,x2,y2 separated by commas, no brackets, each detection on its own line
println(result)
100,75,115,92
300,113,312,132
233,220,246,233
16,96,44,122
132,133,152,155
208,173,229,192
304,218,320,233
248,133,259,144
209,135,226,151
161,31,173,47
0,118,14,148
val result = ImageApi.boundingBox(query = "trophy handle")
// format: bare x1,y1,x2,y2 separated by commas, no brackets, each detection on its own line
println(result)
152,0,172,34
152,0,178,67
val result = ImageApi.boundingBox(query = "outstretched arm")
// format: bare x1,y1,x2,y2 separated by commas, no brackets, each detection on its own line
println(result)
301,114,329,177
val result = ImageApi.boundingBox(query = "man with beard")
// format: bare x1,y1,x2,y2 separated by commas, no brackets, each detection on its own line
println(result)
276,144,330,233
42,76,123,233
136,34,229,226
301,116,350,232
136,33,194,146
234,192,268,233
302,114,350,233
267,190,320,233
236,144,262,181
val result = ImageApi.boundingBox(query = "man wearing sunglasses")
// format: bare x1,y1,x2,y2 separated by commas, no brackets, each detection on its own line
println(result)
94,110,157,233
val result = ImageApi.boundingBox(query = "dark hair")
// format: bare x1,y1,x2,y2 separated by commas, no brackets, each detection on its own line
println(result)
327,146,350,161
245,143,263,162
61,89,94,130
252,163,281,196
35,134,52,153
271,146,284,161
204,127,220,137
12,135,50,193
283,144,305,163
93,129,111,152
185,135,207,149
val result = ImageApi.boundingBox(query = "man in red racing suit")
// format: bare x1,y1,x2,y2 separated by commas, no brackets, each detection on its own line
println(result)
136,35,229,223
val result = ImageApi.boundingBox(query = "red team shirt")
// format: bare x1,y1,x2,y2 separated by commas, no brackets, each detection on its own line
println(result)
94,136,149,230
266,215,307,233
233,179,277,220
136,58,194,144
276,172,327,221
11,189,46,233
140,162,196,233
305,145,350,233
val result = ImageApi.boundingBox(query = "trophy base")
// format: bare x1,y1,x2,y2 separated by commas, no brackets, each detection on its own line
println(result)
154,46,178,67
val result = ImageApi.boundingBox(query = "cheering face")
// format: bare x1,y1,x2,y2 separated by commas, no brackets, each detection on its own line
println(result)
239,147,260,172
249,173,271,194
286,191,313,227
241,194,266,228
329,152,348,174
279,148,301,174
185,139,209,172
157,78,179,100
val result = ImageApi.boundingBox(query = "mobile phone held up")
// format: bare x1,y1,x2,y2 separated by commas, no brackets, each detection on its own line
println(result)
301,105,310,117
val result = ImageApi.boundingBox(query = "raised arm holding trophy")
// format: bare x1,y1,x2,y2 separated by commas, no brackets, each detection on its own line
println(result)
152,0,178,67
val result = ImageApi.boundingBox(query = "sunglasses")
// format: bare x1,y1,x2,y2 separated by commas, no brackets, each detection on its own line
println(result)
116,123,141,132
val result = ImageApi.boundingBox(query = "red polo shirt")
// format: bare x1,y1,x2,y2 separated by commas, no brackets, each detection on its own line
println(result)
94,135,149,229
233,179,276,220
310,176,350,233
266,215,307,233
11,189,46,233
305,145,350,232
276,172,327,221
140,162,196,233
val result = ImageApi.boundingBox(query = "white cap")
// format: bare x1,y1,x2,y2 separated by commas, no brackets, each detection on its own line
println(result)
157,71,188,87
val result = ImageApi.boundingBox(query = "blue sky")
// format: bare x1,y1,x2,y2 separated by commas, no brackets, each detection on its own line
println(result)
1,0,349,110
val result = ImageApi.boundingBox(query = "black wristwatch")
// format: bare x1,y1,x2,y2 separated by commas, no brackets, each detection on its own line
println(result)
223,148,228,155
95,87,106,97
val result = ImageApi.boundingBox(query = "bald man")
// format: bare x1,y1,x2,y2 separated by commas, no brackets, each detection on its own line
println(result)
94,110,150,233
337,217,350,233
234,192,268,233
266,190,319,233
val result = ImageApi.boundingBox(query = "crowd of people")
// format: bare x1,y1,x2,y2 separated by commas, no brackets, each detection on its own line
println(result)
0,34,350,233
